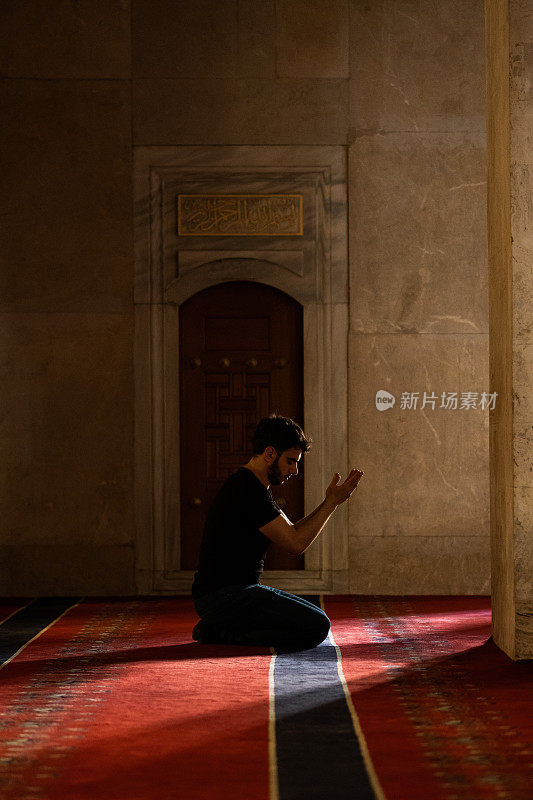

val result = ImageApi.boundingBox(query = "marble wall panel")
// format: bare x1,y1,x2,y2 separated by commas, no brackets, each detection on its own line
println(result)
150,160,346,303
133,0,276,79
349,132,488,334
514,344,533,434
510,0,533,42
238,0,276,78
348,332,490,540
0,0,130,78
349,0,486,132
133,78,348,145
276,0,349,78
0,312,134,548
0,545,135,596
0,80,132,314
514,420,533,489
510,46,533,164
515,482,533,656
132,0,238,78
348,535,490,594
513,246,533,341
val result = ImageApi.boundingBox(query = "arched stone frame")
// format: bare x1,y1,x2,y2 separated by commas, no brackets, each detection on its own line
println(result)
134,146,348,594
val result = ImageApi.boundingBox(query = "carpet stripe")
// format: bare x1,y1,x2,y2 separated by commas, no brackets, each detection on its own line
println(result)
0,596,83,669
0,599,36,627
326,595,448,799
324,597,387,800
273,594,377,800
269,648,280,800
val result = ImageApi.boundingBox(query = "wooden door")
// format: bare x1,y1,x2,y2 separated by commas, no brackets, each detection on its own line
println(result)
179,281,304,571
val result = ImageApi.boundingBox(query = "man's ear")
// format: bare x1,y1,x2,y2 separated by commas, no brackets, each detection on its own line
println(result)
264,446,277,463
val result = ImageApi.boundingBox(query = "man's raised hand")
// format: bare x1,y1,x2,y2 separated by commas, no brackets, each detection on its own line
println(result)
325,468,364,508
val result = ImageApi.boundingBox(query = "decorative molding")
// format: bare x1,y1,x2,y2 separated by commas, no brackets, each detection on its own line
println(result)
151,570,342,595
176,250,305,278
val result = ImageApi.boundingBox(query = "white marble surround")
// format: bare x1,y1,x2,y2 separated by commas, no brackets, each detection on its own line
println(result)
134,146,348,594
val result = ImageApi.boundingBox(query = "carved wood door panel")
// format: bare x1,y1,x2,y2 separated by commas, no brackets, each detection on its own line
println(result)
179,280,304,571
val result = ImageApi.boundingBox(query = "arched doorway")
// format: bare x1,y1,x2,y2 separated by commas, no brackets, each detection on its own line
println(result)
179,280,305,572
134,145,349,594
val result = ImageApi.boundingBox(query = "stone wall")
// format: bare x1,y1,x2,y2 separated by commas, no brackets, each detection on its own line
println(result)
0,1,490,594
347,1,490,593
0,2,135,593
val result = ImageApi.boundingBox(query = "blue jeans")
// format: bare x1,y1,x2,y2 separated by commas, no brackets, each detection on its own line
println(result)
193,583,331,651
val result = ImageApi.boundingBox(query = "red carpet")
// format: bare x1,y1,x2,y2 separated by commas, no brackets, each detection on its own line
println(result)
0,598,272,799
0,595,531,799
327,596,533,800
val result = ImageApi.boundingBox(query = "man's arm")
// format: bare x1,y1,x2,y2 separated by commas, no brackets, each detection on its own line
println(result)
259,468,364,555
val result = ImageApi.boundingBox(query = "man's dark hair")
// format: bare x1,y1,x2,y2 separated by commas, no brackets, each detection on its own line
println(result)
251,414,312,456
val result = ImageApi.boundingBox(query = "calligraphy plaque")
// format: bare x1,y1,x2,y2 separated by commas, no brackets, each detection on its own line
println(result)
177,194,303,236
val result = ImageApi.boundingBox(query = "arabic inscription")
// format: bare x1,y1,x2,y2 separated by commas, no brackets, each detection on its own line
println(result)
178,194,303,236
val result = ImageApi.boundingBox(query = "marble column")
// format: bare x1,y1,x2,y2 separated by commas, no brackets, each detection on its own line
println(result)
485,0,533,659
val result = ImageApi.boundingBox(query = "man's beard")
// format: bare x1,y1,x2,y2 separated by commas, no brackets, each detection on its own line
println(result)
267,455,285,486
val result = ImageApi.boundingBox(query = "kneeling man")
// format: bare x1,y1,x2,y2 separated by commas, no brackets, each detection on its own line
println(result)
191,414,364,651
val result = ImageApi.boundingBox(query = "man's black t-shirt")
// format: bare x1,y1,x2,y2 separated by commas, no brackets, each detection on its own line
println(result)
191,467,281,599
